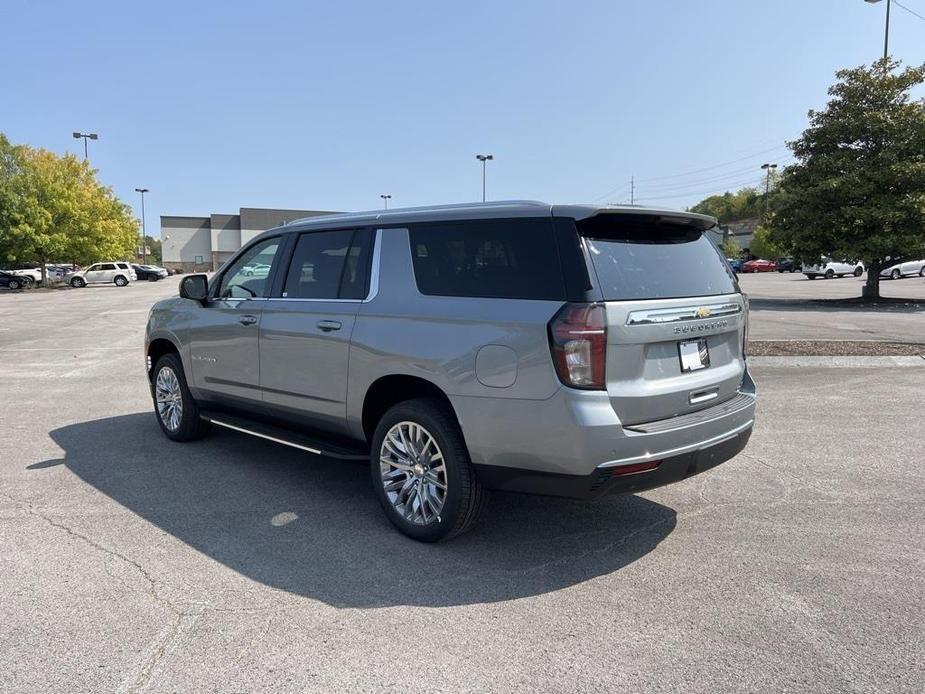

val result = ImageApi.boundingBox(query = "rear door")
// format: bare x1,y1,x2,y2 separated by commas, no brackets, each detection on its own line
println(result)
575,213,745,426
96,263,118,283
258,228,374,435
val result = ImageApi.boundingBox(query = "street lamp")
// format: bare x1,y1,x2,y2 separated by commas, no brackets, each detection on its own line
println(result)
72,132,98,161
761,163,778,218
380,194,392,210
476,154,494,202
135,188,149,264
865,0,891,60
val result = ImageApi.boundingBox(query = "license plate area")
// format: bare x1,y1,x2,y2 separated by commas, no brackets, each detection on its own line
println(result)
678,338,710,372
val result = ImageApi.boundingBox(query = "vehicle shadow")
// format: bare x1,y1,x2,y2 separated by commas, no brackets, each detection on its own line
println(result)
37,413,677,609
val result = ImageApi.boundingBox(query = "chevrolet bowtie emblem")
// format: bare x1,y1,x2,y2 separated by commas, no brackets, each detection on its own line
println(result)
695,307,712,319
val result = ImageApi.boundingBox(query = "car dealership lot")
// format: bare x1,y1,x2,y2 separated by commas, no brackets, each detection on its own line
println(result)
1,280,924,692
738,271,925,342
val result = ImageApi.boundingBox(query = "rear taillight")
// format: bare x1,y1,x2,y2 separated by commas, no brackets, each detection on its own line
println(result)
742,293,749,359
549,303,607,389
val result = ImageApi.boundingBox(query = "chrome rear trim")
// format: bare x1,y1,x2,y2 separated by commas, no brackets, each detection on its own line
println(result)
625,302,742,326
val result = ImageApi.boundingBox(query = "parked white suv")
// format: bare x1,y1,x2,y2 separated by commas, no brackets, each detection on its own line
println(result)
66,262,134,287
802,258,864,279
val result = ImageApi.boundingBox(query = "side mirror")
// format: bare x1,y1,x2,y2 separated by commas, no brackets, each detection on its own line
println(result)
179,274,209,302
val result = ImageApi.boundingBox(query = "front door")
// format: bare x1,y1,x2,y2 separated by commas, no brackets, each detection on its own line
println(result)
188,236,283,403
259,228,374,435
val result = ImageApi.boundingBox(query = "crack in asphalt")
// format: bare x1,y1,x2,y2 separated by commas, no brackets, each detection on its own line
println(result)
0,490,194,693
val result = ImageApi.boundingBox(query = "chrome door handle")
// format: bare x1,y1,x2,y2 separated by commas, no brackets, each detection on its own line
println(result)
317,320,342,332
239,315,258,326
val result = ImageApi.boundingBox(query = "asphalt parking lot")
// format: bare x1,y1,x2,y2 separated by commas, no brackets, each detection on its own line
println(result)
739,271,925,342
1,279,924,693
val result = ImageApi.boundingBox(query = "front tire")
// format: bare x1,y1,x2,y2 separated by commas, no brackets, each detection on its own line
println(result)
825,269,835,279
152,353,211,442
371,398,486,542
70,277,86,288
891,269,901,280
853,267,863,277
8,279,21,290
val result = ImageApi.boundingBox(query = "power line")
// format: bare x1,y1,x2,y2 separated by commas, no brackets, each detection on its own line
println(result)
636,162,790,193
634,144,789,183
635,176,765,202
894,0,925,22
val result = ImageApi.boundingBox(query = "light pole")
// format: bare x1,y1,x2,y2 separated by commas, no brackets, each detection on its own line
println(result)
761,163,778,219
865,0,891,60
135,188,149,264
72,132,98,161
476,154,494,202
380,194,392,210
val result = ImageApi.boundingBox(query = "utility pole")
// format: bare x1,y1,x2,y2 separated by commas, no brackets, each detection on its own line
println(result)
865,0,892,60
380,194,391,210
476,154,494,202
630,176,635,205
72,132,99,161
135,188,149,264
761,163,777,219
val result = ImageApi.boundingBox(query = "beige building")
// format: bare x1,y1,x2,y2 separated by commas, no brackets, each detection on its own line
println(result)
161,207,337,272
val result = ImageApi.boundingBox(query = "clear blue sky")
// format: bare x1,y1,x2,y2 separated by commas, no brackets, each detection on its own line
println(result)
3,0,924,235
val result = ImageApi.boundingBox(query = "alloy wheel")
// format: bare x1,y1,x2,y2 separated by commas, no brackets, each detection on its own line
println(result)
379,421,448,526
155,366,184,431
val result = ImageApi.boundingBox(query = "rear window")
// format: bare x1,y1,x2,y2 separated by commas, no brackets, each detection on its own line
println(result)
408,219,566,300
578,215,736,301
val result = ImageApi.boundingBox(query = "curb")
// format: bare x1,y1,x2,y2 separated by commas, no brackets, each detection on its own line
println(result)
749,356,925,368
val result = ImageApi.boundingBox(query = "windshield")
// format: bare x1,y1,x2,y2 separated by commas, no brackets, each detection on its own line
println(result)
577,215,737,301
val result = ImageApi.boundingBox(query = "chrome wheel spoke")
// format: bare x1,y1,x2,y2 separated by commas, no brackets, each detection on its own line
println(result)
379,420,447,526
154,366,183,432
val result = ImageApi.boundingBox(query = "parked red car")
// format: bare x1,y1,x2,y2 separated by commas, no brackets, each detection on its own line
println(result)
741,259,777,273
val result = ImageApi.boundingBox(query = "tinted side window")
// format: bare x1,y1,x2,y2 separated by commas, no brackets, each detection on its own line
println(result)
282,229,372,300
100,263,117,271
217,237,281,299
408,219,566,300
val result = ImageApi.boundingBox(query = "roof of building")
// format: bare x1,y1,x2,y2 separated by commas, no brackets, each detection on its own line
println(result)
282,201,717,233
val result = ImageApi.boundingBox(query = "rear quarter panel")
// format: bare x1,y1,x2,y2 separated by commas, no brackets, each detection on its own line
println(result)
346,226,564,440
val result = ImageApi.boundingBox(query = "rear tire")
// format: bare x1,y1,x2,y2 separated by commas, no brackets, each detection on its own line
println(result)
114,275,128,287
825,269,835,279
8,279,21,290
370,397,486,542
148,275,158,282
152,353,211,442
919,266,925,278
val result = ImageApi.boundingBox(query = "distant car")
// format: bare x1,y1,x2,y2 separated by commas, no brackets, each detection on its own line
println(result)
775,257,798,273
726,258,743,273
243,262,271,277
132,264,169,281
65,262,133,287
0,270,27,290
802,258,864,279
741,259,776,273
880,259,925,280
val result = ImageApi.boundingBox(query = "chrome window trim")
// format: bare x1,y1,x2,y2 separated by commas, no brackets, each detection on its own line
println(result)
625,302,742,326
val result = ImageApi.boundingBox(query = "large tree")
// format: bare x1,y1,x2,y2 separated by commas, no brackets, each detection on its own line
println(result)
0,134,137,284
769,60,925,298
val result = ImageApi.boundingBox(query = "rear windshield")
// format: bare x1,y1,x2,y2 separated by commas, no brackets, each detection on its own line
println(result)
578,215,737,301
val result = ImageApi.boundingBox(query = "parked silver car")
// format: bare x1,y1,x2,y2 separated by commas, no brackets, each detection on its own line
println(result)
880,259,925,280
66,262,134,287
145,202,756,541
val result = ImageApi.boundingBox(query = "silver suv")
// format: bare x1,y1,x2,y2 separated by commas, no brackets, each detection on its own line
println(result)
145,202,756,541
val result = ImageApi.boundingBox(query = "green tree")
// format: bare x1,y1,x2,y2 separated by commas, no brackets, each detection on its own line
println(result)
769,60,925,298
690,186,765,223
0,134,137,284
721,236,742,258
144,235,162,264
748,226,781,260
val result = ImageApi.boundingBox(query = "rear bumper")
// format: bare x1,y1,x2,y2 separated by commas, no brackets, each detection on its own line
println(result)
474,425,751,500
